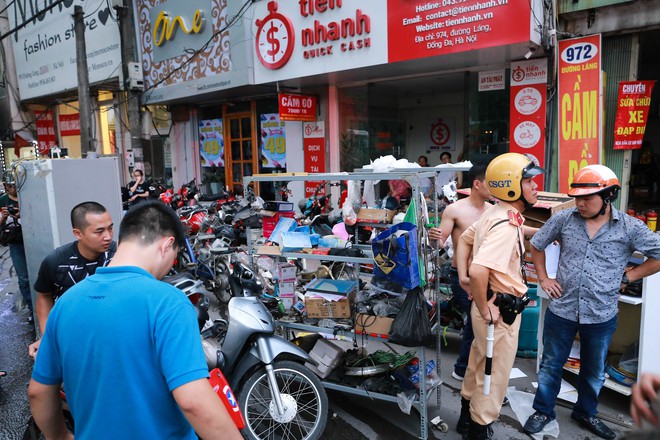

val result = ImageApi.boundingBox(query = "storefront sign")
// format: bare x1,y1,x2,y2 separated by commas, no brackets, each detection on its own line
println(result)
557,34,602,193
261,113,287,168
478,69,505,92
35,110,56,156
198,119,225,167
388,0,532,63
149,0,212,63
303,121,326,197
59,114,80,137
253,0,387,83
613,80,656,150
509,58,547,189
279,93,317,122
7,0,122,101
139,1,251,104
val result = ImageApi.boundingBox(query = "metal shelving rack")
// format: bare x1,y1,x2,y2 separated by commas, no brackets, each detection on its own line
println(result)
244,169,445,439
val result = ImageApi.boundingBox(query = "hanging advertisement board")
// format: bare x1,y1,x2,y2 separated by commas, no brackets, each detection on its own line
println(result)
613,81,656,150
303,122,326,197
198,119,224,167
35,110,56,156
279,93,317,122
557,34,602,193
509,58,547,189
261,114,287,169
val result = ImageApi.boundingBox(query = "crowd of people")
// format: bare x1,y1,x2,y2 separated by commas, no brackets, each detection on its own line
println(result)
2,156,660,439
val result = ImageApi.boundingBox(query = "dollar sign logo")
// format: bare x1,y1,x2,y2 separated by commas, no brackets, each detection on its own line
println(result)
266,22,280,58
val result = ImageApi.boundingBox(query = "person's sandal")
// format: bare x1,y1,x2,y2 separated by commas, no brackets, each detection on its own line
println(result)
0,371,7,378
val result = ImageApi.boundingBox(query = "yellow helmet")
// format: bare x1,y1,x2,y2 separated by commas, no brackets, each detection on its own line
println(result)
485,153,544,201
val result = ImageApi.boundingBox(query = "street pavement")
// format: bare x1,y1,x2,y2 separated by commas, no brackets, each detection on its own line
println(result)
0,245,636,439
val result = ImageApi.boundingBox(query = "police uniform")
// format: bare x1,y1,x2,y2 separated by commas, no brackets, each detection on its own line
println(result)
460,201,527,426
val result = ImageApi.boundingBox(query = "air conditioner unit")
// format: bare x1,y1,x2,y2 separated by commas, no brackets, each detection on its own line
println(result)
127,62,144,90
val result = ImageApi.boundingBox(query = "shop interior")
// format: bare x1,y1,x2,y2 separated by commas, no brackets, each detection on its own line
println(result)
337,70,511,182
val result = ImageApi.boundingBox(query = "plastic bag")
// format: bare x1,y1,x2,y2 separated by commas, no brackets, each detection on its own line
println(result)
388,287,433,346
372,222,420,289
341,180,362,226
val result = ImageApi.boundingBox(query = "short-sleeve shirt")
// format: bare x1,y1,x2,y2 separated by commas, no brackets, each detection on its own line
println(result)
461,201,527,297
32,266,207,440
34,241,117,300
530,207,660,324
128,180,150,204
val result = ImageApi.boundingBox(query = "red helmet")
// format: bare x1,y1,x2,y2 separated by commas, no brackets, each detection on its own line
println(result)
568,165,620,197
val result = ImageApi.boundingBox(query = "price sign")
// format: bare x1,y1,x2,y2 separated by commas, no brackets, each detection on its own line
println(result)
198,119,224,167
261,113,286,168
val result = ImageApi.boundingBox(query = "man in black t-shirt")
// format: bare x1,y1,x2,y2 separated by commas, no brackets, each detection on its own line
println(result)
28,201,116,358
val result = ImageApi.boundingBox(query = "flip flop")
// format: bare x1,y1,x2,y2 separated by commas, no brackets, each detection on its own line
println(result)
0,371,6,378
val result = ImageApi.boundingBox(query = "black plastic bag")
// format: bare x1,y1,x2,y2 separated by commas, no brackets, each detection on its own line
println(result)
388,287,433,347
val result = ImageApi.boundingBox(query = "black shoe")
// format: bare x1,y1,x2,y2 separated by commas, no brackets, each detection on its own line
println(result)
456,397,470,435
571,414,615,439
464,418,493,440
524,411,553,434
502,396,509,406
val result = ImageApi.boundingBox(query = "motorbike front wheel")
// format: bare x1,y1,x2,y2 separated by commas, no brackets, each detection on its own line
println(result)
238,360,328,440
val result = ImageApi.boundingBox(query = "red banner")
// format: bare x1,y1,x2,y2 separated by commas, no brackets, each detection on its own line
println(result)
279,93,317,122
303,122,326,197
557,34,602,193
59,113,81,137
34,110,57,156
509,59,547,189
387,0,531,63
613,81,655,150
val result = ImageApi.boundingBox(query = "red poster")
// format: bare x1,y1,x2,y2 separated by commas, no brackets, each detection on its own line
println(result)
34,110,57,156
613,81,656,150
387,0,531,63
59,114,81,137
509,59,547,189
279,93,317,122
557,34,602,193
303,122,326,197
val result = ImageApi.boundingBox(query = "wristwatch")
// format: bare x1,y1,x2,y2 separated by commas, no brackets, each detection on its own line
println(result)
621,273,631,285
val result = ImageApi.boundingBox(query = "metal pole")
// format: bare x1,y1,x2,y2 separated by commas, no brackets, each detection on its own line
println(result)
116,0,142,156
74,6,92,157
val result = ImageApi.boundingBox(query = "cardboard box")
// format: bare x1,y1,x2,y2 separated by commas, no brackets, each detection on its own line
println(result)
305,296,351,318
278,281,296,297
304,338,344,379
357,208,396,224
523,191,575,227
354,314,394,338
278,263,297,281
281,296,296,310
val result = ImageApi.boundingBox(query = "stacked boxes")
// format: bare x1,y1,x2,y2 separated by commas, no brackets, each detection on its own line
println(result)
278,263,297,310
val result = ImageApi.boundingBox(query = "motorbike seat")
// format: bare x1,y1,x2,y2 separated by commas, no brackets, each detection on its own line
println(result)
198,193,231,202
210,247,238,255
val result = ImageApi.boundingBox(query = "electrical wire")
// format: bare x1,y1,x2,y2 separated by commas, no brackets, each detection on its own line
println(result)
0,0,69,42
83,0,107,20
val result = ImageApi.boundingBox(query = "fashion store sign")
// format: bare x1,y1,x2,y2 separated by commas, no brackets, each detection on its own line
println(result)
149,0,212,63
253,0,535,83
8,0,121,100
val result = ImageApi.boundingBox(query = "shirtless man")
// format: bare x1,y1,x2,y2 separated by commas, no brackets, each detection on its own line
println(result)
429,163,491,381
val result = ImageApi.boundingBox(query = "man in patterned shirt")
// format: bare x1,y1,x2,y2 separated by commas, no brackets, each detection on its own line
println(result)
524,165,660,439
28,202,116,359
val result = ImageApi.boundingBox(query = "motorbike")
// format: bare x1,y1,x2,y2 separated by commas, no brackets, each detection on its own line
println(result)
199,296,328,440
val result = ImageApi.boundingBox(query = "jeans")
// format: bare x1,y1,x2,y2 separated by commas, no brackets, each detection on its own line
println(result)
450,268,473,376
9,243,32,312
533,309,617,419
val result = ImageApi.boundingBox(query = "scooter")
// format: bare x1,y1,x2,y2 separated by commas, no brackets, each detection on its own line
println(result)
200,296,328,440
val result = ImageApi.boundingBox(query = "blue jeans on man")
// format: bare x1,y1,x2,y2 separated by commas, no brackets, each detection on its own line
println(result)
533,309,617,419
450,268,473,378
9,243,32,312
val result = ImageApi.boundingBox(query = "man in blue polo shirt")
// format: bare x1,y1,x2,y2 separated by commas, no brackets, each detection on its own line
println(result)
28,201,241,440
